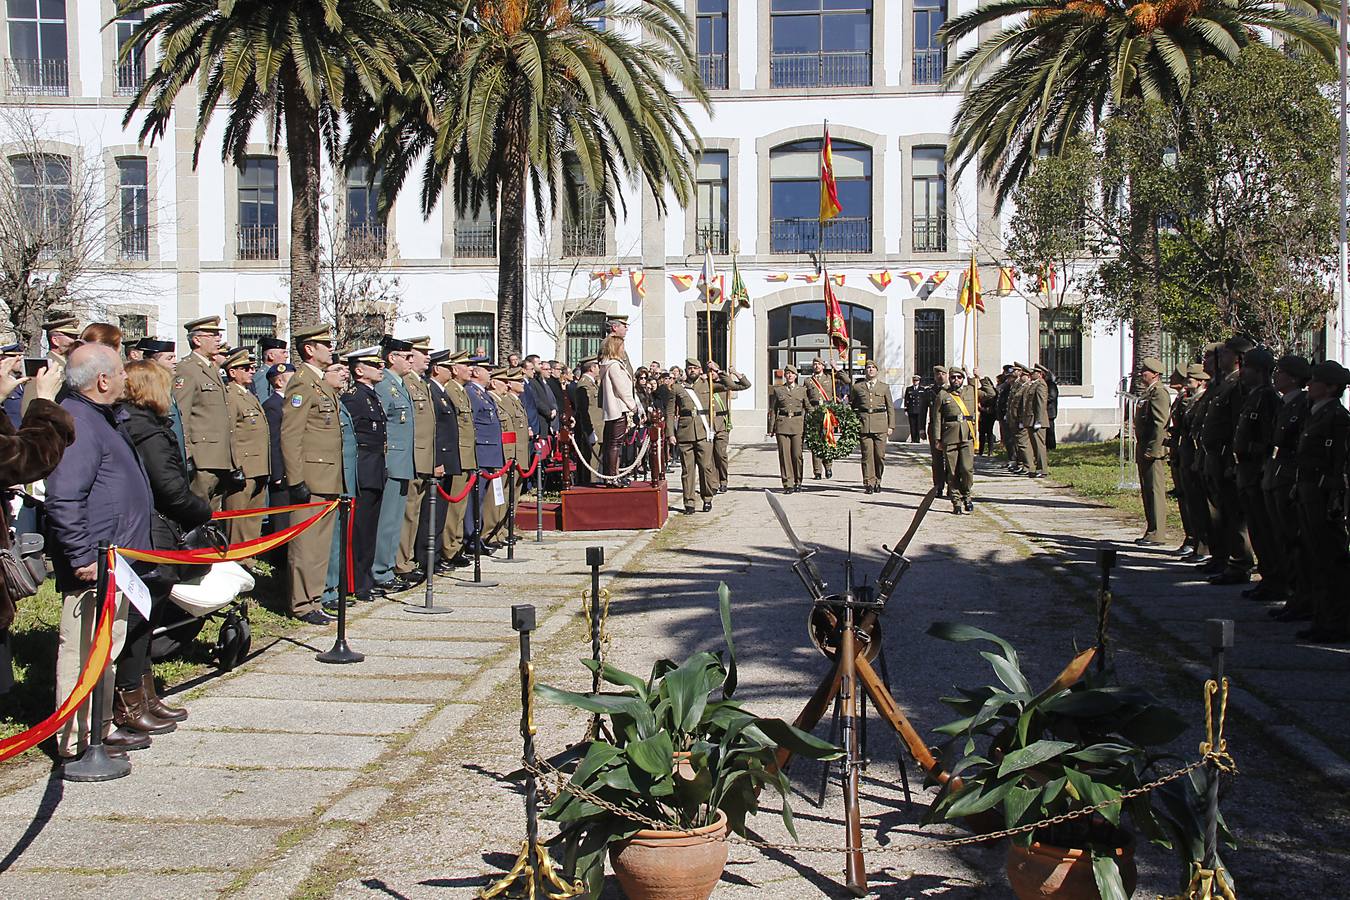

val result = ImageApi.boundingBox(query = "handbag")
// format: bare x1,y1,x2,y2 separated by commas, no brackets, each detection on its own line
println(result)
0,504,43,631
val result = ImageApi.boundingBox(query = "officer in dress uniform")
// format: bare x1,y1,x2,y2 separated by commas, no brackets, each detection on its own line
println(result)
322,361,357,614
571,358,603,486
174,316,236,508
438,351,477,569
932,366,992,514
425,350,466,572
804,358,833,480
1134,356,1172,546
1009,365,1033,475
280,325,344,624
485,367,530,545
1201,335,1257,584
372,336,417,593
666,360,716,514
261,362,297,534
1263,355,1311,622
223,349,270,545
341,348,388,602
1028,364,1052,477
396,337,436,582
1166,368,1195,554
927,366,950,492
466,356,506,554
1292,360,1350,644
849,361,894,493
1232,348,1281,602
691,360,750,494
253,336,290,400
1183,348,1223,567
768,364,809,492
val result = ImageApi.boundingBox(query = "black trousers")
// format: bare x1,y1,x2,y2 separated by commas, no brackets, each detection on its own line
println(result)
114,606,153,691
906,412,923,442
351,486,383,598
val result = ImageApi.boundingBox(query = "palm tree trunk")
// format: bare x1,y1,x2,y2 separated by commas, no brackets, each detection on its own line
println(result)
497,113,527,360
1129,193,1162,392
283,63,321,337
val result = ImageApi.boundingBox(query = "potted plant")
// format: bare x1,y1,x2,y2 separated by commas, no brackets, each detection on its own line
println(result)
538,584,841,899
922,622,1234,900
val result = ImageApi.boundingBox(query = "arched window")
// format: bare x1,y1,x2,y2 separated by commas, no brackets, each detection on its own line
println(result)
767,300,873,380
455,312,494,360
770,139,871,254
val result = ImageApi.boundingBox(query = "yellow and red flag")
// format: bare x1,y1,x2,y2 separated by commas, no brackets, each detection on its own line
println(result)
820,127,843,222
630,269,646,298
958,256,984,313
870,270,893,290
765,273,789,282
824,271,850,355
797,273,820,284
931,270,950,287
670,274,694,290
899,270,925,289
997,266,1015,294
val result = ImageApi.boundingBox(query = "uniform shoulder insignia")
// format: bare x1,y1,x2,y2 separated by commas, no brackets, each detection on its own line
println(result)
173,376,185,389
290,394,304,407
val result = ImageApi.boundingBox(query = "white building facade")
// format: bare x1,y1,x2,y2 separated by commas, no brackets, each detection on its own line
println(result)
2,0,1134,440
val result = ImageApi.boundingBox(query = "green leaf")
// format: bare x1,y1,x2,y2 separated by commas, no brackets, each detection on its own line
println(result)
660,658,713,734
981,650,1031,694
946,778,1017,818
927,621,1020,669
718,582,738,698
996,740,1075,777
751,718,842,760
1064,742,1135,764
1091,851,1130,900
579,658,648,699
1004,784,1040,829
626,732,674,779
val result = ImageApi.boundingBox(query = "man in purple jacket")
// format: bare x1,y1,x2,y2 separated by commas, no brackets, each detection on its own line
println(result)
47,342,155,763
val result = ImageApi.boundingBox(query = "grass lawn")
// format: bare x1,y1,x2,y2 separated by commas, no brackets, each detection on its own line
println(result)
1047,440,1183,537
1,565,294,760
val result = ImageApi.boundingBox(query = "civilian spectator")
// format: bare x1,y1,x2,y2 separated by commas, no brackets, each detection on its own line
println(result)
80,323,123,350
599,335,637,477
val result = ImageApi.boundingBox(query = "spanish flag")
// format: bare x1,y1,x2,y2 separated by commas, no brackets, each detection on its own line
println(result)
870,270,893,290
958,256,984,313
671,274,694,290
766,273,789,282
931,270,949,287
824,271,850,354
820,126,843,222
997,267,1015,294
899,270,925,289
630,269,646,298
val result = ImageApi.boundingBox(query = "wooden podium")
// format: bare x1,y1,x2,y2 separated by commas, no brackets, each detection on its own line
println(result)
559,483,669,531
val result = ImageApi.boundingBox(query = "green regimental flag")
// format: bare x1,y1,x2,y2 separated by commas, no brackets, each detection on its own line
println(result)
729,256,750,311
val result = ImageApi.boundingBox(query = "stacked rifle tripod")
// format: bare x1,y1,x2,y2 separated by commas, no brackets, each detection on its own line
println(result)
766,489,958,897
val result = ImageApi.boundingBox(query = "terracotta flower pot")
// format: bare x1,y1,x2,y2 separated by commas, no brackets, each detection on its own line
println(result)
609,809,729,900
1006,836,1137,900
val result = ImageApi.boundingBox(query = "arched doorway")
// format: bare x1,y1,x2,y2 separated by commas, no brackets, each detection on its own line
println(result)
767,300,874,386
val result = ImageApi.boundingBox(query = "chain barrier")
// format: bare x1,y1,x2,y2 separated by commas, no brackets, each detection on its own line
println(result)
579,586,613,743
567,430,652,481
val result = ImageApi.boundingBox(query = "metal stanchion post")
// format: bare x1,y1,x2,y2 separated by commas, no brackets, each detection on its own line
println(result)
585,546,605,738
318,499,365,662
63,542,131,782
535,446,544,543
455,472,498,588
408,478,454,614
1204,618,1233,873
1095,543,1116,673
495,468,524,565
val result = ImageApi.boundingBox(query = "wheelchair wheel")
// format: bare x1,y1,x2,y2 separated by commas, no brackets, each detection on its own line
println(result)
150,604,207,661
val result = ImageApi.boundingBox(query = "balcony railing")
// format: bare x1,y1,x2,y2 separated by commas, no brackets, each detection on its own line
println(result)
119,226,149,261
696,221,728,255
770,216,871,254
345,224,387,259
913,215,948,252
770,51,871,89
912,47,946,86
698,53,728,90
238,224,279,260
4,58,69,96
454,221,497,258
115,61,144,96
562,221,606,257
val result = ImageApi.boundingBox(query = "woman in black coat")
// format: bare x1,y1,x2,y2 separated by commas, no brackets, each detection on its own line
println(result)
113,361,213,734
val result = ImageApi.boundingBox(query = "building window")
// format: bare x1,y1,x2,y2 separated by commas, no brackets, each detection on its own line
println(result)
236,313,276,352
237,156,278,260
12,154,71,256
5,0,68,95
454,202,497,258
770,139,871,254
454,312,494,360
113,8,144,96
117,156,149,261
1039,307,1083,386
695,308,728,371
912,0,946,85
912,146,947,252
561,155,606,257
768,301,873,381
345,160,386,257
697,0,728,89
695,151,729,255
118,313,147,345
1158,331,1195,383
565,310,606,367
770,0,871,89
913,308,944,381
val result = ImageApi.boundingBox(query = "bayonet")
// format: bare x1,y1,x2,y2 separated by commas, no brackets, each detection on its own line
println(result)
764,491,827,600
875,487,940,604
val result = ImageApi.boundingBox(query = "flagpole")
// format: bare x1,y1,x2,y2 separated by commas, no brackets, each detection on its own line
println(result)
704,238,715,434
972,259,980,454
821,119,836,398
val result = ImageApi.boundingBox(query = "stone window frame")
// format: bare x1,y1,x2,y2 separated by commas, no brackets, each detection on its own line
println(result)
0,0,84,99
898,132,957,258
100,0,148,98
104,300,159,341
224,299,286,348
222,146,290,266
901,294,958,380
336,159,399,262
901,0,953,93
548,168,616,261
1028,300,1095,397
438,177,499,265
685,0,740,93
440,298,496,354
684,137,739,259
756,0,887,92
101,144,161,264
756,123,885,261
547,294,620,361
2,137,84,257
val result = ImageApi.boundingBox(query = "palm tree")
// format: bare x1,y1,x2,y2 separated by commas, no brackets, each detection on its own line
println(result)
940,0,1337,366
352,0,708,357
117,0,442,334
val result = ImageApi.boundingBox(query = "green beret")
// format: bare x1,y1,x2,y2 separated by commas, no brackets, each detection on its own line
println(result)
1275,355,1311,381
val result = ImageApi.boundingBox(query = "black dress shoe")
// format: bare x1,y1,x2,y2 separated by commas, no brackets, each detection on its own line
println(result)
702,501,713,512
383,576,414,594
1189,554,1213,565
716,486,727,494
434,559,456,576
1208,570,1250,586
964,500,974,512
299,610,336,625
683,505,696,515
825,467,833,479
813,474,822,480
781,487,793,494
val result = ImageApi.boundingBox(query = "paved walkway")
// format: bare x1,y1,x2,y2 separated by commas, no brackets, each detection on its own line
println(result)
2,443,1348,899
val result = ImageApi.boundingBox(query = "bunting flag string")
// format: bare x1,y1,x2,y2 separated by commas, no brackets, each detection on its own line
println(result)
796,273,820,283
765,273,789,282
930,271,950,287
630,269,646,298
997,266,1016,294
670,274,694,290
870,270,892,290
899,270,926,289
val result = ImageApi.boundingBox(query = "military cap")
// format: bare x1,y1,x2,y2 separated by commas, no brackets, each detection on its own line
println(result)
407,335,432,352
267,362,296,381
184,315,225,334
1275,354,1311,381
1002,364,1015,373
467,353,490,365
504,367,525,382
381,336,413,354
0,342,21,356
606,313,630,323
449,349,471,363
1169,367,1186,384
136,337,175,354
257,336,288,352
224,349,255,369
490,366,509,380
1243,347,1276,371
217,344,234,356
783,364,798,374
949,366,967,378
1224,333,1257,354
1034,362,1051,375
293,324,333,345
1203,341,1225,354
1310,360,1350,387
43,314,81,336
346,346,384,366
428,349,453,367
1140,356,1166,375
932,364,948,375
1011,361,1027,372
577,356,598,368
1185,363,1210,381
685,357,702,370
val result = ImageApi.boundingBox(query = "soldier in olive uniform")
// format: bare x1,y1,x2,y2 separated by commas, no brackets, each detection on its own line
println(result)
805,358,833,480
667,360,716,514
1009,365,1033,475
1200,335,1256,583
342,348,388,601
1027,364,1051,477
1133,357,1172,546
768,364,810,492
848,361,894,493
1166,368,1195,554
373,337,416,593
439,352,478,568
928,366,950,492
1263,355,1311,622
281,325,344,624
1292,361,1350,643
690,360,750,493
485,367,529,544
223,349,270,545
20,314,79,415
1182,348,1222,566
1232,348,1282,602
174,315,236,508
396,337,436,581
932,367,993,514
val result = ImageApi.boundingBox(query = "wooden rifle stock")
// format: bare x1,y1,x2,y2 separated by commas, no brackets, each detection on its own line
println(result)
839,603,866,896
